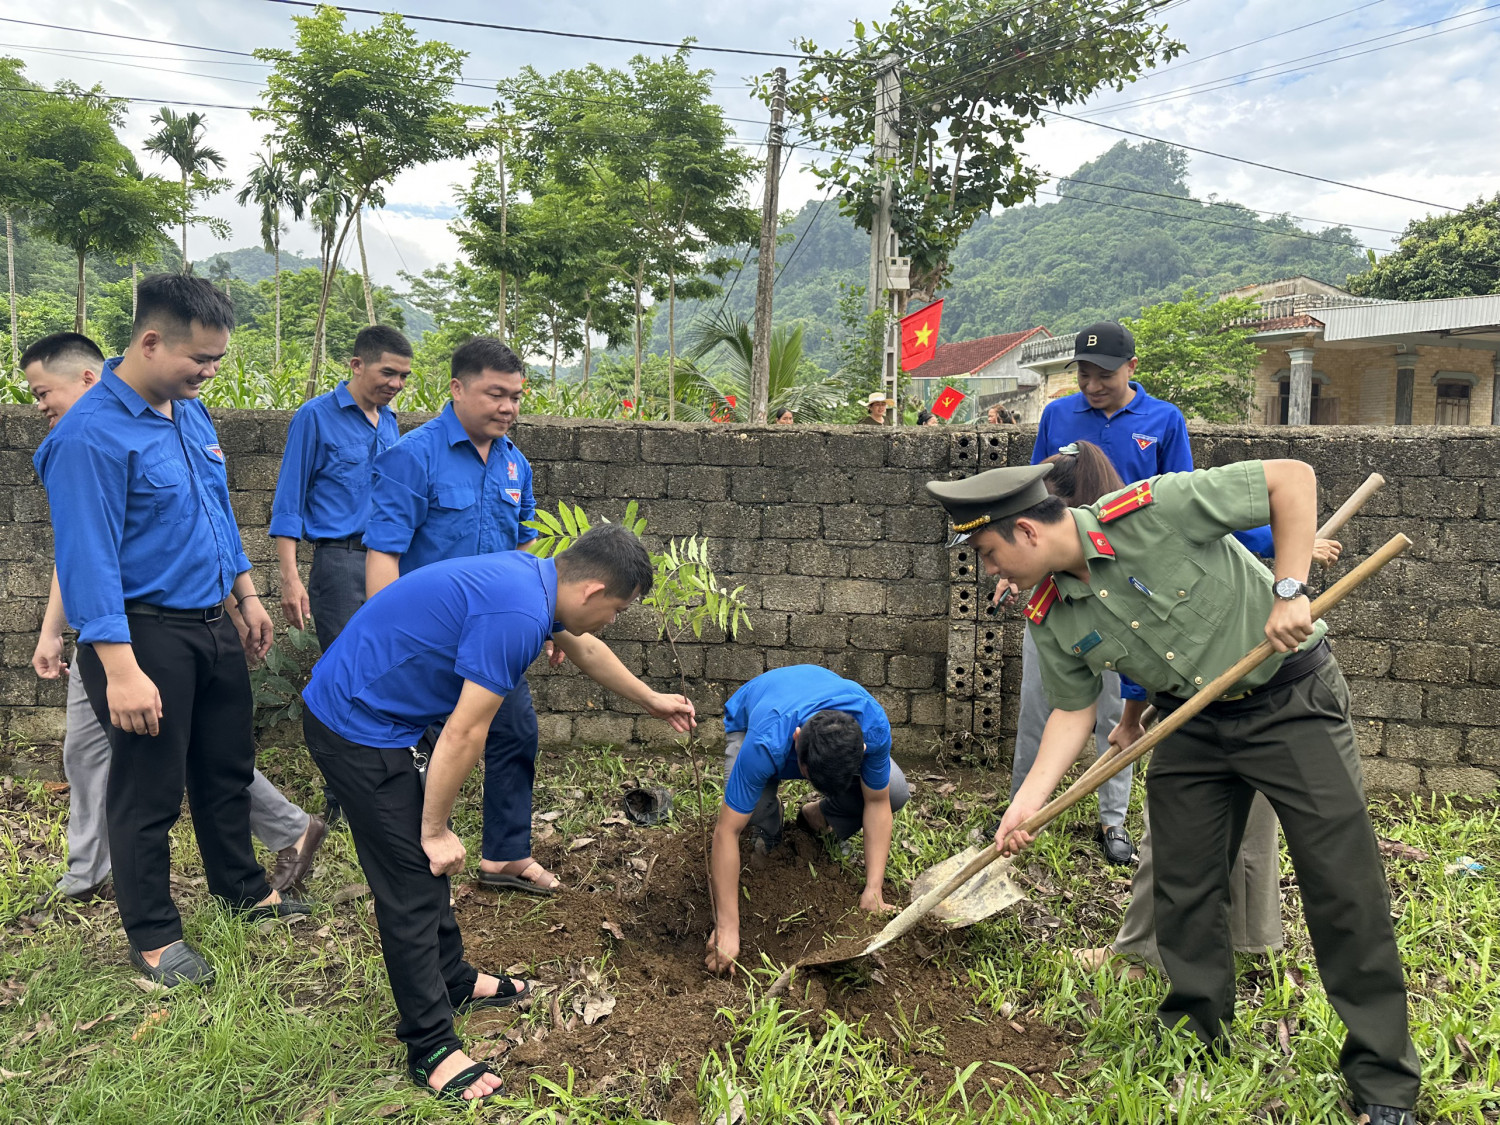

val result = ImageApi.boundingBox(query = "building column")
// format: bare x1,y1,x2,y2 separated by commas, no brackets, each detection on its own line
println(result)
1395,355,1416,426
1286,347,1316,426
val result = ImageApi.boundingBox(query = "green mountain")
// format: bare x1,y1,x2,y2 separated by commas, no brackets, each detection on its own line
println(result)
660,140,1367,364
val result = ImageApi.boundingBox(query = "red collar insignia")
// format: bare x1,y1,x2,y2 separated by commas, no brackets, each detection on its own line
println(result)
1099,480,1153,523
1024,576,1060,624
1088,530,1115,557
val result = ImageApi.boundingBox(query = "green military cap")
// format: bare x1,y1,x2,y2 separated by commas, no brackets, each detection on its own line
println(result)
926,463,1054,547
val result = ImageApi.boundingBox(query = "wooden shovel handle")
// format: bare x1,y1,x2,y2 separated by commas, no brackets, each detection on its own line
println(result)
1317,472,1384,541
885,532,1411,936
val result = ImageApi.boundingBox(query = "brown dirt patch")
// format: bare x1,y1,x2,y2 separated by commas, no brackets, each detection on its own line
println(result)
455,815,1073,1120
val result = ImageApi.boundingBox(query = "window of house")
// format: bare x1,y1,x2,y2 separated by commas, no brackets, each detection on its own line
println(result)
1434,379,1472,426
1273,373,1328,424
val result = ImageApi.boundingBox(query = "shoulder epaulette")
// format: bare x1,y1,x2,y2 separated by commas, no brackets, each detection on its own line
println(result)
1099,480,1154,523
1024,576,1060,624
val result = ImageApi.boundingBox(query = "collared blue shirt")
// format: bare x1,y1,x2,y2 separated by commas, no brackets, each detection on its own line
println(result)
1032,382,1193,481
268,380,399,541
303,553,560,748
722,665,892,814
33,360,251,644
362,403,536,574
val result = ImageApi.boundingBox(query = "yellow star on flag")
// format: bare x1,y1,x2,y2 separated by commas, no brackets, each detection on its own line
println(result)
915,322,933,348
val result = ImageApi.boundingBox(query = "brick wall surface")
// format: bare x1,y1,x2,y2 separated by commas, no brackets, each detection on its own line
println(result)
1,405,1497,795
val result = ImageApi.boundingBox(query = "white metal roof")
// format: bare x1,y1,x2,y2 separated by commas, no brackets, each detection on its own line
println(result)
1320,293,1500,342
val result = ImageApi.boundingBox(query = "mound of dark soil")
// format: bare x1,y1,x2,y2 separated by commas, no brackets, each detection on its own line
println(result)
455,815,1073,1122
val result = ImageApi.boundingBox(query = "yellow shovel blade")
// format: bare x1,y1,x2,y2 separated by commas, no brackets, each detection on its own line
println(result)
907,843,1027,926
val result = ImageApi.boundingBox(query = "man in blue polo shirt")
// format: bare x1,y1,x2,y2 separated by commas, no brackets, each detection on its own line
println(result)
302,524,695,1103
704,665,910,976
271,323,410,823
33,275,308,989
362,336,553,895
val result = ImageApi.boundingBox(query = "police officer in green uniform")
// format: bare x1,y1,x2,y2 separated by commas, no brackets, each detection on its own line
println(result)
925,460,1420,1125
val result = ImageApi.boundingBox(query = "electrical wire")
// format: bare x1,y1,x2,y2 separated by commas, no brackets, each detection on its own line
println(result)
259,0,824,62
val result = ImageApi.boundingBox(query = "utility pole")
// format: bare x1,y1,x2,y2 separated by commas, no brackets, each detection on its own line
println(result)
749,66,786,425
868,55,902,424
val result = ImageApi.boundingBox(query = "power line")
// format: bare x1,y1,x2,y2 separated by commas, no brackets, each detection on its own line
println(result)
1080,4,1500,117
1042,109,1462,212
259,0,823,62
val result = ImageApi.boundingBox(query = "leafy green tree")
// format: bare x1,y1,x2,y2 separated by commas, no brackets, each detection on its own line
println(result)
505,51,758,412
255,5,482,397
682,309,847,421
236,150,307,369
0,57,38,374
1123,290,1260,422
775,1,1182,302
1346,195,1500,300
21,86,179,329
142,108,231,270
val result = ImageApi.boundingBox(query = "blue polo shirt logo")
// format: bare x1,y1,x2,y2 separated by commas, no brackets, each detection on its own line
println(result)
1132,433,1157,451
507,460,518,480
204,442,225,462
505,488,522,504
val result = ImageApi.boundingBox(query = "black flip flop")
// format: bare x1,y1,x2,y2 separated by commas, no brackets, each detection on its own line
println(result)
409,1044,505,1103
456,976,531,1015
475,864,559,897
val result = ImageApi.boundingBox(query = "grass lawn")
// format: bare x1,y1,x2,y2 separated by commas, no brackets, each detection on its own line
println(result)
0,741,1496,1124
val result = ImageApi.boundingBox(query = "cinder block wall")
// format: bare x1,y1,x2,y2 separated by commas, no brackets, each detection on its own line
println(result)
1,406,1496,794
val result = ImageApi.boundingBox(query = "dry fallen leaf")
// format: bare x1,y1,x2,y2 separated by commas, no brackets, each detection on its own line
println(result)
1377,837,1429,863
0,1069,31,1081
579,992,617,1026
332,883,371,905
538,811,564,823
601,920,625,941
627,857,649,872
1276,1016,1293,1055
372,1103,406,1117
600,813,630,827
72,1013,117,1034
42,781,69,793
130,978,168,994
936,783,957,797
713,1092,748,1125
131,1009,169,1042
1455,1032,1479,1068
568,837,597,852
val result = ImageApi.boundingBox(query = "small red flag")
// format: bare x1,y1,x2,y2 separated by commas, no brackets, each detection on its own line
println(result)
930,385,966,420
900,299,944,370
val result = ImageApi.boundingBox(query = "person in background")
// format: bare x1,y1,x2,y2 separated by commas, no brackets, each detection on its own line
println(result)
363,336,557,896
33,276,309,989
25,333,324,903
917,409,940,426
858,391,889,425
773,406,794,424
270,323,411,824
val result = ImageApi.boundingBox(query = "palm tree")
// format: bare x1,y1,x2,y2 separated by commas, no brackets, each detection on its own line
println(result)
236,152,305,369
302,168,353,397
680,310,849,422
142,108,225,270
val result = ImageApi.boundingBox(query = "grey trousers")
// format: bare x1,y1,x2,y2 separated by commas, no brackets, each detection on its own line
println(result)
1111,794,1284,970
723,731,910,842
56,663,308,896
1013,626,1132,825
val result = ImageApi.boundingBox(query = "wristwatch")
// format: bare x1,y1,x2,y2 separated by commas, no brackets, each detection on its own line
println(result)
1273,577,1310,601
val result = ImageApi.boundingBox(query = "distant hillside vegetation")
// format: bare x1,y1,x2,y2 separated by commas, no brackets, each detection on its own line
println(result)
658,140,1366,365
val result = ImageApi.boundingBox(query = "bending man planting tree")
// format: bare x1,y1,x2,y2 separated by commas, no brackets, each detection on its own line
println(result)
301,524,695,1103
705,664,910,975
925,460,1420,1125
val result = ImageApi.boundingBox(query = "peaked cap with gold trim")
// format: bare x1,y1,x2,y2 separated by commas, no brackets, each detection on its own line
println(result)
925,463,1054,547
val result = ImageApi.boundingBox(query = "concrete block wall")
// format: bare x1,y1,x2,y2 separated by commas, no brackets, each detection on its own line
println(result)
1,405,1497,794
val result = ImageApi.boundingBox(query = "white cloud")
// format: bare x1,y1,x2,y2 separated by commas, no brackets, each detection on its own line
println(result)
6,0,1494,288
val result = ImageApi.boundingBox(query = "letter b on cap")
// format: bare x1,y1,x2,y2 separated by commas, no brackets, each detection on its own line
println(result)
1087,334,1098,347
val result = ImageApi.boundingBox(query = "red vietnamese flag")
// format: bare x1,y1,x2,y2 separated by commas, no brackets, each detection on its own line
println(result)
930,385,966,420
900,299,944,370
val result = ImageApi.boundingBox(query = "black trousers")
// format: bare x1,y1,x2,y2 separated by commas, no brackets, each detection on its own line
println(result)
303,708,478,1063
1148,658,1420,1109
76,612,271,951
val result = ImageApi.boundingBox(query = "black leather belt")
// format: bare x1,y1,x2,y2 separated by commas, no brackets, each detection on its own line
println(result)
1154,639,1330,712
123,599,224,623
311,536,366,550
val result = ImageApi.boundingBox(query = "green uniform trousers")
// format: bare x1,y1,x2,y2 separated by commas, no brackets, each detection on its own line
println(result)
1147,657,1420,1109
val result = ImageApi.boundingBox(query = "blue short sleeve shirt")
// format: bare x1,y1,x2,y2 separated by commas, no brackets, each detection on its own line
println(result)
722,665,892,814
362,403,536,574
268,381,400,541
33,361,251,643
1031,383,1193,480
302,552,560,748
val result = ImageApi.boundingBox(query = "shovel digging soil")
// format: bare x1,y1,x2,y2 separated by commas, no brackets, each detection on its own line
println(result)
768,531,1410,990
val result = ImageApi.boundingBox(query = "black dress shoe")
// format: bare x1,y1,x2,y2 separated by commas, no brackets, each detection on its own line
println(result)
1358,1106,1416,1125
243,896,314,921
1099,824,1138,865
129,941,215,988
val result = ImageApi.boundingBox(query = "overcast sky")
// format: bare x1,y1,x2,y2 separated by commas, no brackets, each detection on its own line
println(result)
6,0,1496,288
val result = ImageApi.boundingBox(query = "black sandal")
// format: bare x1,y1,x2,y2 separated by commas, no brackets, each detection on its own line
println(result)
409,1043,505,1103
456,975,531,1014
